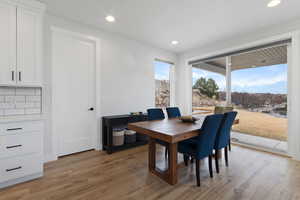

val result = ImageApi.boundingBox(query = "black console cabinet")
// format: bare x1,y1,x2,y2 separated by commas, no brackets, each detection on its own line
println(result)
102,114,148,154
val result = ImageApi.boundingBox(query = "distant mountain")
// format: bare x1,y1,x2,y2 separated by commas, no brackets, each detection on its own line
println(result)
218,92,287,108
193,89,287,116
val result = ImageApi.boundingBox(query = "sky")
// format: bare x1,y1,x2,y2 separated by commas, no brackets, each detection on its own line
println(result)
155,60,287,94
192,64,287,94
154,60,171,80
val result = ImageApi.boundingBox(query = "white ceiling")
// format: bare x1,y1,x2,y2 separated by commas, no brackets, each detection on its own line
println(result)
40,0,300,53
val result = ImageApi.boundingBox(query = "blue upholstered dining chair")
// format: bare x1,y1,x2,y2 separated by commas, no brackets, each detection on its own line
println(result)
147,108,169,158
166,107,181,118
214,111,237,173
147,108,165,121
178,114,224,186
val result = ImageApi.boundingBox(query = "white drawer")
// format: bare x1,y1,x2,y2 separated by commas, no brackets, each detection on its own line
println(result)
0,121,44,136
0,132,43,159
0,154,43,183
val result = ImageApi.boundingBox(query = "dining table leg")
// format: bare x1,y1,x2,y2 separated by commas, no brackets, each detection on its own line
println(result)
147,138,178,185
148,137,156,171
168,142,178,185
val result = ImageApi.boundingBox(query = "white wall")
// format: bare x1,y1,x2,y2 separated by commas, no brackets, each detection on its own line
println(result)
43,14,178,162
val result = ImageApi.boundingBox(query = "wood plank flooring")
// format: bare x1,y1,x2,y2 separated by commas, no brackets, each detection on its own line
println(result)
1,145,300,200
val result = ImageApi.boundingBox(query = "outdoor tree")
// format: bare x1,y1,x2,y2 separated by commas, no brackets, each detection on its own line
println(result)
193,77,219,98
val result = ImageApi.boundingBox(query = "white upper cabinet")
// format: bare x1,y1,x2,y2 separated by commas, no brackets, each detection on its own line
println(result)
0,2,16,85
17,7,43,85
0,0,45,87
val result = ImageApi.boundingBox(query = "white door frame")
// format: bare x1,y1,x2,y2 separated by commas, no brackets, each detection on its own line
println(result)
50,27,101,159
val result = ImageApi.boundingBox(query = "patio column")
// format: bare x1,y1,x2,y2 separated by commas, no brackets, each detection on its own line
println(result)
226,56,232,106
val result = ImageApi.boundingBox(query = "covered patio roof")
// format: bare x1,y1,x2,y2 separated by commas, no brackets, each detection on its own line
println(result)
193,45,287,75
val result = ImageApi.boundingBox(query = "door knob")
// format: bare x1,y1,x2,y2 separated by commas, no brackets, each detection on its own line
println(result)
89,107,94,111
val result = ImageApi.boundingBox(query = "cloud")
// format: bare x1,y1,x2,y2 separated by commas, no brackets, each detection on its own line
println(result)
192,71,208,80
232,74,287,88
217,79,226,90
193,64,287,93
155,74,169,80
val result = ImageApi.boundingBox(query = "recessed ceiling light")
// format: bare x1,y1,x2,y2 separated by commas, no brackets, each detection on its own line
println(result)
171,41,179,45
267,0,281,7
105,15,115,22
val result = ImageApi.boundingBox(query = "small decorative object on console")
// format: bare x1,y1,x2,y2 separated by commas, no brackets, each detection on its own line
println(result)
130,112,143,115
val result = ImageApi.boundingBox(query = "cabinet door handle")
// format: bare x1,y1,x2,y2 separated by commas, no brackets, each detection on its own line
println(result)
11,71,15,81
18,71,21,81
6,145,22,149
6,128,23,131
6,166,22,172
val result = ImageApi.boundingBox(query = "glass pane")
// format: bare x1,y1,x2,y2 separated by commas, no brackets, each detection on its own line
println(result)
231,64,288,142
154,60,171,107
192,67,226,113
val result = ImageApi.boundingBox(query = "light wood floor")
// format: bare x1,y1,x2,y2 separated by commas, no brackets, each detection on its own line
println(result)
1,145,300,200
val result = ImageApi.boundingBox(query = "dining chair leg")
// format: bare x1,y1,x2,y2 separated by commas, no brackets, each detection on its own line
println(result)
191,157,194,163
208,155,213,178
195,158,200,187
228,139,231,151
224,147,229,167
215,151,220,174
183,154,189,166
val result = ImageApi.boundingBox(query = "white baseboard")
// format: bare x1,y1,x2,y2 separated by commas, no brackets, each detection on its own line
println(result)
43,154,57,163
96,144,103,151
0,172,43,189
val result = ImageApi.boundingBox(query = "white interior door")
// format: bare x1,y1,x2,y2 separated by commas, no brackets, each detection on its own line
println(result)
52,30,96,157
0,2,16,85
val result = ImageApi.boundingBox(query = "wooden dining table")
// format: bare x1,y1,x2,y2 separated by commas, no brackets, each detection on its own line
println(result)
128,115,239,185
127,116,206,185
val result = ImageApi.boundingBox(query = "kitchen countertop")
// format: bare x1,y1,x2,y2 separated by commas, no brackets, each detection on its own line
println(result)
0,114,45,124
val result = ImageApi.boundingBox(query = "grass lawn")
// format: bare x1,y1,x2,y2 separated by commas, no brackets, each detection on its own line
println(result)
233,109,287,141
193,107,288,141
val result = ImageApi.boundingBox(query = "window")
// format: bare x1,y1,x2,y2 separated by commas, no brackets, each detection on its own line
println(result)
154,60,173,107
190,43,289,153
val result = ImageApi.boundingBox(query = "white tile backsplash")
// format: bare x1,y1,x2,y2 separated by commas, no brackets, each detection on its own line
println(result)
35,88,41,96
15,96,26,103
16,88,35,95
16,102,40,109
0,109,4,116
26,95,41,102
0,87,42,116
4,109,25,116
5,96,15,103
0,88,15,95
25,108,41,115
0,103,15,109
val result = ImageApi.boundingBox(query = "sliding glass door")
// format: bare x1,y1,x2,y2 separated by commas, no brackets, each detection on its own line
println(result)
190,43,289,153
